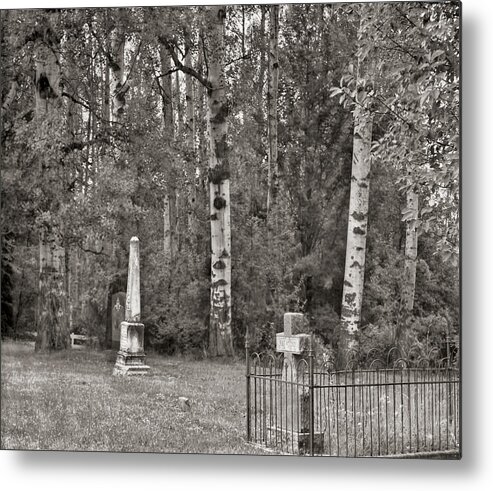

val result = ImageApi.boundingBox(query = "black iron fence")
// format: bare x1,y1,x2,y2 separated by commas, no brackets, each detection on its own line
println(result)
246,343,460,457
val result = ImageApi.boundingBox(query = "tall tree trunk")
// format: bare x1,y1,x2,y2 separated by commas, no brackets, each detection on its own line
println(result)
258,7,266,127
339,88,373,361
65,79,77,332
184,34,197,234
395,185,419,346
207,6,233,356
172,66,183,254
103,40,111,125
185,37,195,150
73,247,81,323
110,19,125,127
175,71,184,136
105,16,126,348
266,5,279,216
159,10,233,355
195,30,209,277
159,45,174,135
159,44,176,262
402,187,418,312
34,30,69,351
253,6,266,211
163,194,177,262
196,30,207,167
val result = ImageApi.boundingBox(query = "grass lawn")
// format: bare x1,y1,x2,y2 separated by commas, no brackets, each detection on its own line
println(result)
1,341,267,454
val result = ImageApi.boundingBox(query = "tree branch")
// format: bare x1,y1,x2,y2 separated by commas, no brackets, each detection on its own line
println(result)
61,137,110,154
225,53,251,67
78,243,109,257
374,95,417,131
121,39,143,91
61,91,121,126
158,35,212,90
374,21,421,64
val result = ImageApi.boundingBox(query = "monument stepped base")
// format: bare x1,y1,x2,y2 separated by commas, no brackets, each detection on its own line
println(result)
113,351,150,376
268,427,324,455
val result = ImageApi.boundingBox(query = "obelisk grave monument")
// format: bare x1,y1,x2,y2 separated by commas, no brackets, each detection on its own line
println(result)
113,237,150,375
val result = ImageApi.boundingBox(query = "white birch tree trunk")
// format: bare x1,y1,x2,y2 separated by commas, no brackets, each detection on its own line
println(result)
339,95,373,357
105,16,127,347
172,68,183,254
402,188,419,311
257,6,266,127
34,31,69,351
185,43,195,150
110,21,125,127
159,45,176,262
266,4,279,215
163,194,176,262
103,41,111,125
185,39,197,233
207,6,233,356
194,30,209,275
196,31,206,166
175,71,184,137
159,45,174,135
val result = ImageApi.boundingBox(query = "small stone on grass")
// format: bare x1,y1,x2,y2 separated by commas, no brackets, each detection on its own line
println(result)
179,396,191,411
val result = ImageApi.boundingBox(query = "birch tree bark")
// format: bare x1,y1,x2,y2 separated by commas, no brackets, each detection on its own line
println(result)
339,85,373,358
173,67,183,251
159,45,174,134
184,34,195,150
109,18,126,127
257,6,266,125
174,71,184,137
159,7,233,356
207,6,234,356
194,30,210,275
105,16,127,348
266,4,279,216
402,187,418,312
252,6,266,211
103,39,111,126
196,30,207,167
159,45,176,262
34,25,69,351
184,32,197,234
163,194,177,262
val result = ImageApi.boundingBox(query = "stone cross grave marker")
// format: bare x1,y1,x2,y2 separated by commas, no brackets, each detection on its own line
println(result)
272,312,324,454
113,237,150,376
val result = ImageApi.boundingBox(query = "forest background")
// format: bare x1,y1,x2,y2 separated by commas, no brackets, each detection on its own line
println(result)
1,1,459,364
3,0,493,490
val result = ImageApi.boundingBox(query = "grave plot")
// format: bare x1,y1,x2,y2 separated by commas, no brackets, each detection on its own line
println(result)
246,313,460,457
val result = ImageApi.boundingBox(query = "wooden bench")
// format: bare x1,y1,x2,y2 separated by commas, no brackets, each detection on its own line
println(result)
70,333,88,349
70,333,100,349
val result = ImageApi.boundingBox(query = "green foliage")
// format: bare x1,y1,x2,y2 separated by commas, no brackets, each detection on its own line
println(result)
1,4,459,359
141,243,210,356
369,3,459,265
1,234,15,338
146,312,208,357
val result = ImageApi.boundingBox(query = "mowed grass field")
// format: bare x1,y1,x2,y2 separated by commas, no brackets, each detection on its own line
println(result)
1,341,266,454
